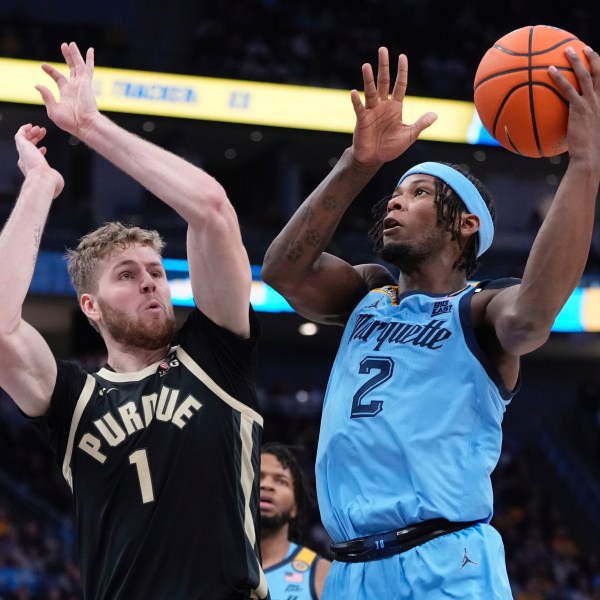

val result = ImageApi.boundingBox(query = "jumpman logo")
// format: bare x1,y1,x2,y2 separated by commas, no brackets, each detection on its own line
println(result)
460,548,478,569
365,298,382,309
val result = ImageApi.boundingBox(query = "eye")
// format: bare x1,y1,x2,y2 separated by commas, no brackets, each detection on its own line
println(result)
151,271,164,278
119,272,133,280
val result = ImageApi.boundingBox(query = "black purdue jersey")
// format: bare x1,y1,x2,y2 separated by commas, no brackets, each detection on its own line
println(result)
41,307,268,600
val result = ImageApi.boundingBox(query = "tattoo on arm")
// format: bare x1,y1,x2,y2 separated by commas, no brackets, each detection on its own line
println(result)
285,240,303,262
305,229,321,247
322,196,340,211
285,195,342,262
300,206,313,224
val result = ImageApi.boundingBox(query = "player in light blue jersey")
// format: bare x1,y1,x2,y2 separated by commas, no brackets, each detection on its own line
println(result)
260,442,331,600
262,45,600,599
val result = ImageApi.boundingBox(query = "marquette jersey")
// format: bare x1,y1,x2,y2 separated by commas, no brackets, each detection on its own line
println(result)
265,543,322,600
38,308,268,600
316,282,519,543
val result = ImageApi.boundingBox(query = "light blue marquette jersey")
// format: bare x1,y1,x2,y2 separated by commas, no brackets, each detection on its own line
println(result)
265,543,321,600
316,282,517,543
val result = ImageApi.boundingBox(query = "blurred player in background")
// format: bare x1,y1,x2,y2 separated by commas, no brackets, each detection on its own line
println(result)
260,442,330,599
0,42,268,599
262,45,600,598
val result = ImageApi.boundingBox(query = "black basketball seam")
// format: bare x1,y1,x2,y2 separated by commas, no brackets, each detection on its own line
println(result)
490,82,567,156
492,37,578,57
474,66,573,90
528,26,543,157
504,128,522,156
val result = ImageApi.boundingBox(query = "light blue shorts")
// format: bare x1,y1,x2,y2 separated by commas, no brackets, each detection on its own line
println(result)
322,523,513,599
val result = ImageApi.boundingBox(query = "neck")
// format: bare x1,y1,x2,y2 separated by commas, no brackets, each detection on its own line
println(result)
396,254,468,295
104,343,171,372
260,525,291,569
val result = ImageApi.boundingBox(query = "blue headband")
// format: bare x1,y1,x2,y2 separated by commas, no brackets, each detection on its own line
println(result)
397,162,494,257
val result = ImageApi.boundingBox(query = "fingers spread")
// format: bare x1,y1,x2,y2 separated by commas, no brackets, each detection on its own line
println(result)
86,47,95,72
376,47,390,101
41,63,67,87
362,63,378,109
34,85,56,109
350,89,365,116
391,54,408,102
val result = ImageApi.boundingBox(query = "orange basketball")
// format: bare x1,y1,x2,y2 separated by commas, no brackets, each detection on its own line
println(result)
473,25,590,158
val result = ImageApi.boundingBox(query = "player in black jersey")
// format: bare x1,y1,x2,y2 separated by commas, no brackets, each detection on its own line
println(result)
0,42,268,600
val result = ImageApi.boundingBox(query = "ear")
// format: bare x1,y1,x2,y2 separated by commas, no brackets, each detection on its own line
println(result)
290,500,298,520
461,213,480,239
80,293,101,327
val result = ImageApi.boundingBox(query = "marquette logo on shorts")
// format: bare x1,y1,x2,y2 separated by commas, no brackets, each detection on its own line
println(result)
432,299,452,317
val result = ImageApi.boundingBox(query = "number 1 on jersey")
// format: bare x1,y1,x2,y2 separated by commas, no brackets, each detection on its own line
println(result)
129,449,155,503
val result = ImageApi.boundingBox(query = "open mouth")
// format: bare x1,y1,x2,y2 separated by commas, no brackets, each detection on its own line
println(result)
144,300,163,311
383,217,401,233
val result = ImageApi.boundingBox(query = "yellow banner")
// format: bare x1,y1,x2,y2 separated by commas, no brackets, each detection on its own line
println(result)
0,57,476,142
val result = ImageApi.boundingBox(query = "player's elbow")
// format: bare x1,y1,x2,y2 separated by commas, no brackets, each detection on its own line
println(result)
188,177,235,229
0,313,21,341
497,310,552,356
261,250,293,294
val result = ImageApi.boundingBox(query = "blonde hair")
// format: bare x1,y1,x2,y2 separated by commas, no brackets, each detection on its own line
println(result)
66,222,165,298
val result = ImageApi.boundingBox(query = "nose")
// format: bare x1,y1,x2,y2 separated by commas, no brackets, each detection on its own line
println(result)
140,272,156,293
260,477,274,492
387,194,403,213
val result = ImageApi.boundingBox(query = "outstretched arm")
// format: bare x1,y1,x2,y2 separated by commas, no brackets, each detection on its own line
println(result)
37,43,252,337
483,46,600,355
0,125,64,416
262,48,437,324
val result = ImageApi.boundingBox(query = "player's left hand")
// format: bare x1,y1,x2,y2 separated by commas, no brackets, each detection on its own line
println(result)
35,42,100,138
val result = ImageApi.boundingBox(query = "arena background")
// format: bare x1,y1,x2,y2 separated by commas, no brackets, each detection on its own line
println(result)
0,1,599,598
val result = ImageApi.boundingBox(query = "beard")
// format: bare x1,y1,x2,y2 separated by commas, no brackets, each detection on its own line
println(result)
261,510,293,536
379,228,446,269
98,297,176,350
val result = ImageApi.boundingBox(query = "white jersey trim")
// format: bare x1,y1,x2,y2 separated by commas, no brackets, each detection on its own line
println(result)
176,346,264,425
61,374,97,489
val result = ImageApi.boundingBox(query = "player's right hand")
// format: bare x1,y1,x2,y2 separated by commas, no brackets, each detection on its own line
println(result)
35,42,100,138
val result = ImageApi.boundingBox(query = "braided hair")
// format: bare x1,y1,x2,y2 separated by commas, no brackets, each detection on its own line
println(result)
369,163,496,277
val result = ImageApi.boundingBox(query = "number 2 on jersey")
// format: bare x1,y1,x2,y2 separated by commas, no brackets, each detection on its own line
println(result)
129,449,155,503
351,356,394,418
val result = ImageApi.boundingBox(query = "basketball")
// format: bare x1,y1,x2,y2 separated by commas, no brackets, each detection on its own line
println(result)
473,25,590,158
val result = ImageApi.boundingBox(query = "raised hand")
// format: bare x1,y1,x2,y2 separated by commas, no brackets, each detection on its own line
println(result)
35,42,100,138
15,124,64,199
550,46,600,168
351,47,437,166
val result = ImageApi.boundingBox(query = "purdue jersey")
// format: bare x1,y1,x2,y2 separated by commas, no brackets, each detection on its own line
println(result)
265,543,322,600
40,307,268,600
316,281,519,543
